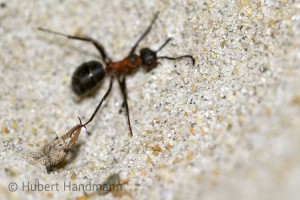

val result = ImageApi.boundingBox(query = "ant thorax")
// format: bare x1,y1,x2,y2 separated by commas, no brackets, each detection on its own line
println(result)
106,54,142,74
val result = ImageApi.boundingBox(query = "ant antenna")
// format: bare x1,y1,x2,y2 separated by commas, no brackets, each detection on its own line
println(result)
158,55,195,65
154,38,195,65
156,38,172,52
129,12,159,55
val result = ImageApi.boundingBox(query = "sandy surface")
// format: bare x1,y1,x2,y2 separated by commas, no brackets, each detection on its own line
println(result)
1,1,300,200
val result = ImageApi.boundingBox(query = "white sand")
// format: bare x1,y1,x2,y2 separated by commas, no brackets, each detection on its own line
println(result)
1,1,300,200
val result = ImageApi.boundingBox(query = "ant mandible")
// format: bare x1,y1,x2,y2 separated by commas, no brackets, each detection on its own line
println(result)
38,12,195,137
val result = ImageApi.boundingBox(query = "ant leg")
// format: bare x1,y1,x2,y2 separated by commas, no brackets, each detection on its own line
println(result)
83,76,114,126
128,12,159,55
120,76,128,109
38,28,112,64
118,75,133,136
62,75,113,150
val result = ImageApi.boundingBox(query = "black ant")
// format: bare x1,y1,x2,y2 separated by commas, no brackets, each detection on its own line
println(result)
38,12,195,136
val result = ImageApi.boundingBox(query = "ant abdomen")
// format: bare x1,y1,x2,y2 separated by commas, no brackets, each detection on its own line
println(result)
71,60,106,96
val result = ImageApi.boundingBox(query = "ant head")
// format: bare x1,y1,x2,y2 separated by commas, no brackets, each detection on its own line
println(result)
140,48,158,71
72,60,106,96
